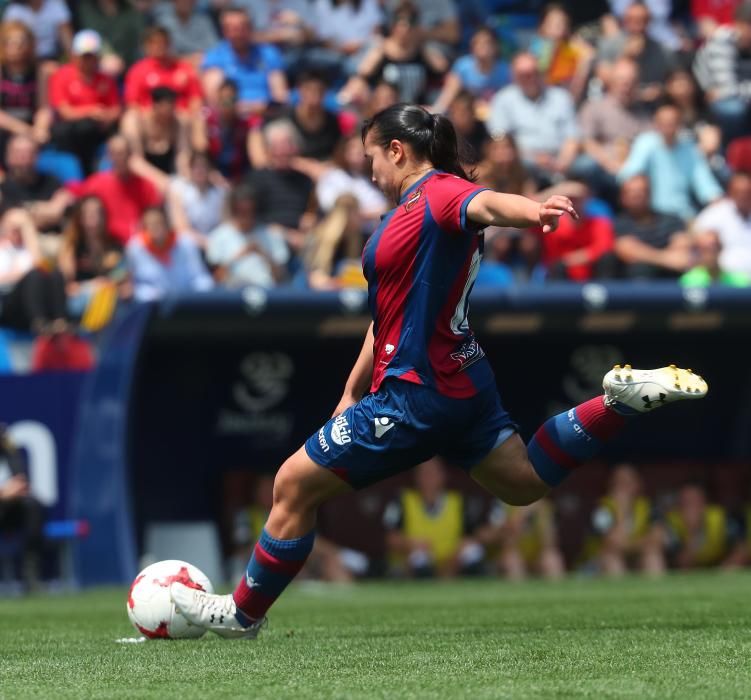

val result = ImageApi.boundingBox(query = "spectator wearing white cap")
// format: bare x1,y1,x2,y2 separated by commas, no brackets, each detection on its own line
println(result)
3,0,72,61
48,30,122,174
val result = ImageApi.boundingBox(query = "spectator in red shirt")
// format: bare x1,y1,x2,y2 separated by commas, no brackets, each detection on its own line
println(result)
124,26,203,116
49,29,121,174
74,135,162,245
532,181,615,282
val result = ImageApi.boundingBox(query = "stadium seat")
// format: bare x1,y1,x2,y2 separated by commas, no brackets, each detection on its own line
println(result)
0,328,35,375
0,519,89,591
0,330,13,374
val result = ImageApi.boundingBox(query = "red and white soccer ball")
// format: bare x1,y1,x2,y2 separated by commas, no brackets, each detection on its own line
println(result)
126,560,213,640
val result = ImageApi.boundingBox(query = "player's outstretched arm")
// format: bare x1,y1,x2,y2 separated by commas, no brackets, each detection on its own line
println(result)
332,322,375,416
466,191,579,234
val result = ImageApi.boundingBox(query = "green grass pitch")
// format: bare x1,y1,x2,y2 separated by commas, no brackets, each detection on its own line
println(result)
1,572,750,699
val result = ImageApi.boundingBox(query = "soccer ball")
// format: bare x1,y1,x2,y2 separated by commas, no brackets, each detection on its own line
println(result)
126,560,213,639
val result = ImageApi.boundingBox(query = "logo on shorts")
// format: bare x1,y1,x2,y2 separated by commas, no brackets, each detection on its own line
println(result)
318,427,330,453
385,343,395,355
331,414,352,446
374,417,395,438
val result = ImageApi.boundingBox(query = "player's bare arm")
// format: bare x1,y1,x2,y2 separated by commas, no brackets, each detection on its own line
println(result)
333,322,375,416
467,191,579,234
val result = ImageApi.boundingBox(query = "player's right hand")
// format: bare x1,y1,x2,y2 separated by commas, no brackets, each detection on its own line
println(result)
538,196,579,234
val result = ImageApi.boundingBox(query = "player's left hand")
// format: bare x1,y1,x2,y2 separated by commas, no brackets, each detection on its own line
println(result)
331,393,358,418
539,196,579,234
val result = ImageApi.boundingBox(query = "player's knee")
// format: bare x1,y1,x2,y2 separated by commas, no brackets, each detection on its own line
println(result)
272,457,326,514
501,461,547,505
272,462,306,511
502,491,540,507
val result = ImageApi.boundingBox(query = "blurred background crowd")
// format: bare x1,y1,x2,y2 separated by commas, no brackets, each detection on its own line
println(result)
222,457,750,584
3,0,751,590
0,0,750,341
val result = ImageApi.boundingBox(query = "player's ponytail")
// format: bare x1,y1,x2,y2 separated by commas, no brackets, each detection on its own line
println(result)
362,103,475,181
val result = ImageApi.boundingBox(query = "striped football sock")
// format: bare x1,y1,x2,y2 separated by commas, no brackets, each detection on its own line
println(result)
233,528,315,624
527,396,627,486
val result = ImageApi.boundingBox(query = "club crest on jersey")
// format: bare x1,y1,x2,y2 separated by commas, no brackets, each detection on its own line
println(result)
404,186,424,212
450,337,485,369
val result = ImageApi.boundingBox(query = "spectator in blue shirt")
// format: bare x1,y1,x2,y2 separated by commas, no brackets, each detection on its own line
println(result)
201,7,289,116
432,27,510,115
618,103,723,221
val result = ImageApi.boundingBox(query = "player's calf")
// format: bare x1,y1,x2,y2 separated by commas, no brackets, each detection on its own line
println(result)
526,364,706,488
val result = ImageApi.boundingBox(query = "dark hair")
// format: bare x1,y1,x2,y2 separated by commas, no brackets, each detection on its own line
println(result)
654,100,681,115
143,25,170,44
471,26,498,45
390,1,419,31
664,68,706,113
540,2,569,23
219,78,238,95
362,103,474,181
228,183,258,215
296,68,329,88
221,6,252,23
62,195,111,256
730,169,751,182
449,89,475,110
151,86,177,103
189,150,213,168
143,205,168,220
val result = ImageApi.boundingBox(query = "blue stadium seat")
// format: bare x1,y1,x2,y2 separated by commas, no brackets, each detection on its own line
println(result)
0,328,35,375
0,518,89,590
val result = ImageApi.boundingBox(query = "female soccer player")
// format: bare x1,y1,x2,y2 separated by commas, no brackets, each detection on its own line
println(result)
172,104,707,638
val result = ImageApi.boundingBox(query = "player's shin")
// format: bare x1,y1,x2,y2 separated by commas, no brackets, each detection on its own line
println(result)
527,396,626,487
233,528,315,624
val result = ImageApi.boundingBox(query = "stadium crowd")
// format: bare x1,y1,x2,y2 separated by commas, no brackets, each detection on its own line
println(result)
0,0,749,341
2,1,750,590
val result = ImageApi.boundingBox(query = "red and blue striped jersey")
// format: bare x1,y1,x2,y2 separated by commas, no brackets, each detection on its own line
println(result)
363,171,496,399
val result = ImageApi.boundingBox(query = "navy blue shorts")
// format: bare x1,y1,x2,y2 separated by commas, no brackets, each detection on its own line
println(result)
304,378,517,490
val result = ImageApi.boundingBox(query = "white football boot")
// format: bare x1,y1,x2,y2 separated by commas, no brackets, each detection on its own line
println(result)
170,583,267,639
603,364,708,414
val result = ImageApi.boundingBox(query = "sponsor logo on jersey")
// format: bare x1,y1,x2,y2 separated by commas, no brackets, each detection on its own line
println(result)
404,186,424,212
374,417,395,438
331,414,352,446
450,337,485,370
